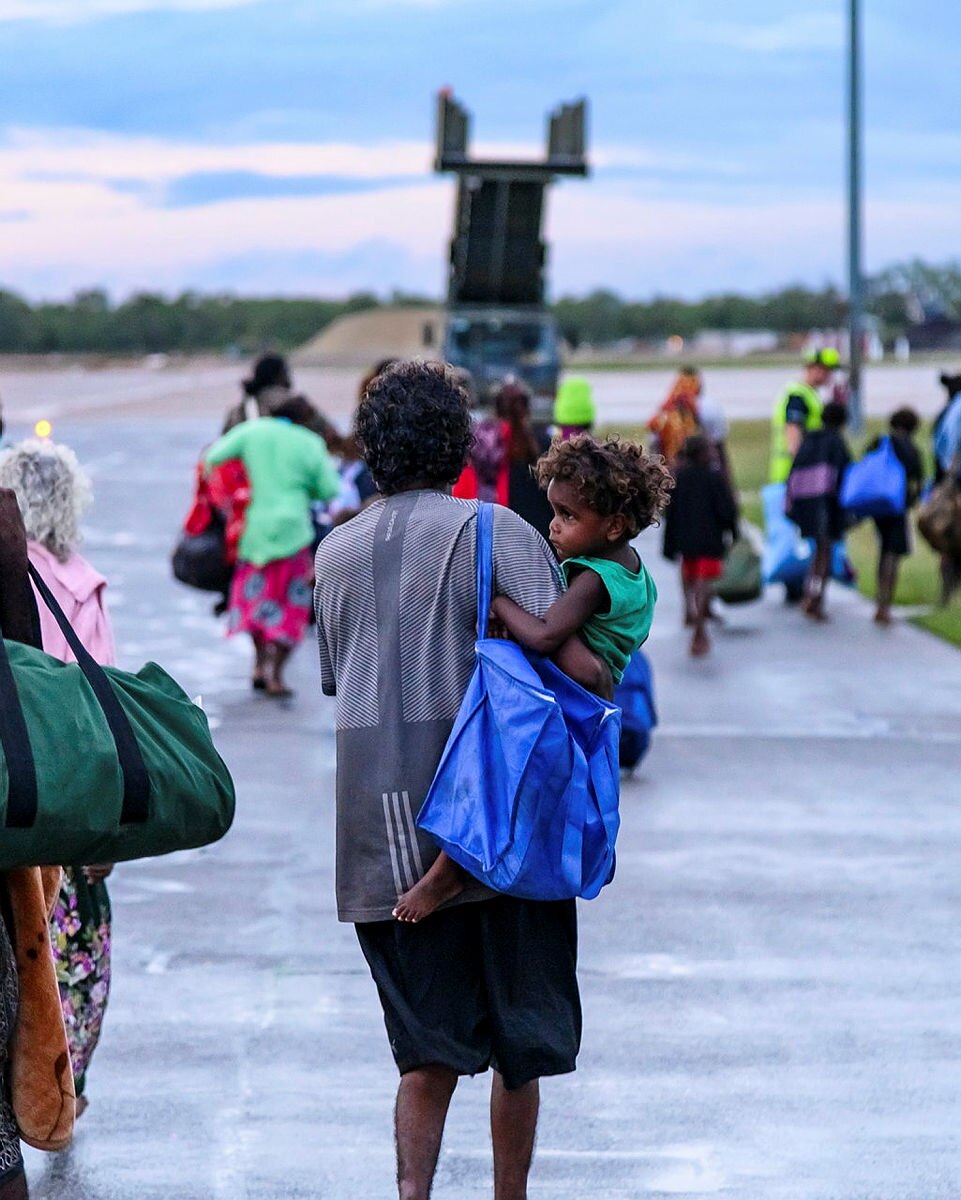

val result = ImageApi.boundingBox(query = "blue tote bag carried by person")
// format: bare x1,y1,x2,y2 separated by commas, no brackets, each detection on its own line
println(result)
840,437,907,519
417,503,622,901
762,483,806,585
614,650,656,772
762,483,857,587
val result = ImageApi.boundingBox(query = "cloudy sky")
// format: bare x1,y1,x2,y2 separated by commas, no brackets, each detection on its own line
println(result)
0,0,959,302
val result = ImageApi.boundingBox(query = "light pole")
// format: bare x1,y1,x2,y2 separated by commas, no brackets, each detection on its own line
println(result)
847,0,864,431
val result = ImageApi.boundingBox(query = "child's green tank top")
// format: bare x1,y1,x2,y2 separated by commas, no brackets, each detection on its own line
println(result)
561,554,657,684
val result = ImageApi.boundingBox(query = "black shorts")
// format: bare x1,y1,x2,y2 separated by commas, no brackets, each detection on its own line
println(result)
874,513,910,557
356,896,581,1092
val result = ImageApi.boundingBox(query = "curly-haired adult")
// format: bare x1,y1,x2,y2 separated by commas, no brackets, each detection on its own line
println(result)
314,360,609,1200
354,359,474,494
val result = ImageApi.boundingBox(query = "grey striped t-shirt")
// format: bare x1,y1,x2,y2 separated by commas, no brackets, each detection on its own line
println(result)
314,491,562,922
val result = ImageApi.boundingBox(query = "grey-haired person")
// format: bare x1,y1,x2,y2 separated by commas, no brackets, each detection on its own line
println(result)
0,440,118,1118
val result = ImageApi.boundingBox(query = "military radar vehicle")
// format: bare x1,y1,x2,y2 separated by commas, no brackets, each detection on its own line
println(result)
434,90,588,414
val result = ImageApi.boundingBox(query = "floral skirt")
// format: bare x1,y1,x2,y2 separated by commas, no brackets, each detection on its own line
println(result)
50,867,112,1098
226,548,314,647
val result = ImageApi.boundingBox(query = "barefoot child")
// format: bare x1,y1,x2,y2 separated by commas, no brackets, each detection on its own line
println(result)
393,434,673,922
662,434,739,656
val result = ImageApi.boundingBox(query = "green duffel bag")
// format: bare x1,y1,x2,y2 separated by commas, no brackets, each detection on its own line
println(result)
712,534,763,605
0,564,235,870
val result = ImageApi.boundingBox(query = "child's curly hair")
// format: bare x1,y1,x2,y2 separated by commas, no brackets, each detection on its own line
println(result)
535,434,674,537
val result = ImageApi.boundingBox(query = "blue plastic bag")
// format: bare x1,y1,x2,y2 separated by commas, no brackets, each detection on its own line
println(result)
761,483,856,587
840,436,907,518
762,483,805,584
417,503,622,901
614,651,656,771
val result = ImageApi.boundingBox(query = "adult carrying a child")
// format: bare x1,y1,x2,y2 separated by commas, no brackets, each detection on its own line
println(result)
313,361,609,1200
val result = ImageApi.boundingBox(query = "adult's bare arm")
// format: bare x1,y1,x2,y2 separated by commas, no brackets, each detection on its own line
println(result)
0,489,40,647
784,422,804,458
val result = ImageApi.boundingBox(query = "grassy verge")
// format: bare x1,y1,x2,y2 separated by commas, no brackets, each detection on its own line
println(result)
566,356,799,372
602,417,961,649
567,351,961,372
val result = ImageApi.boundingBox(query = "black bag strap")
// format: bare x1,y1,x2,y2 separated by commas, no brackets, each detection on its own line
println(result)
4,563,152,827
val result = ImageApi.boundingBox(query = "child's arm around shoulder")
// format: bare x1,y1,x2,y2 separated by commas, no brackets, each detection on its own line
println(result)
491,567,607,656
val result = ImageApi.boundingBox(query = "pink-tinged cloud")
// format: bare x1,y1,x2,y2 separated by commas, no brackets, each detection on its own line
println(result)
2,128,961,300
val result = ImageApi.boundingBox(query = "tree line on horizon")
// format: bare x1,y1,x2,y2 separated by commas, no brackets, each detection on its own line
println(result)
0,260,957,356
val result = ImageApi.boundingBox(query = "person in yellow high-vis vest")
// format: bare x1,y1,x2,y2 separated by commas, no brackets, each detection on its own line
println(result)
769,348,839,483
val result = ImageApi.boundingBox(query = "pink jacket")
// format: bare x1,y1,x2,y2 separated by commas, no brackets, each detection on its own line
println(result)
27,542,116,667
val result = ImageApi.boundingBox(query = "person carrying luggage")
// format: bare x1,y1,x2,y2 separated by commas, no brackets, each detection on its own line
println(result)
786,400,851,621
864,408,923,625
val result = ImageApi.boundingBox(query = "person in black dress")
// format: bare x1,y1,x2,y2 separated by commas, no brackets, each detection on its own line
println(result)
663,435,738,656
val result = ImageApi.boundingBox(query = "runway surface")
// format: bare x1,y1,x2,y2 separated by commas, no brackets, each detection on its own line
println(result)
15,410,961,1198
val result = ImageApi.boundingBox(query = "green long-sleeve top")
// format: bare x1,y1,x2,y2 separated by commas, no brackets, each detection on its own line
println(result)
205,417,340,566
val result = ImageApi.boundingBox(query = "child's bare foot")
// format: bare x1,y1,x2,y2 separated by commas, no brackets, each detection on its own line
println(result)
689,629,710,657
393,864,464,923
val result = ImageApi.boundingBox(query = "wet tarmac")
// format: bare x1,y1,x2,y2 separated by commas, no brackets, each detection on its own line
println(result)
17,414,961,1198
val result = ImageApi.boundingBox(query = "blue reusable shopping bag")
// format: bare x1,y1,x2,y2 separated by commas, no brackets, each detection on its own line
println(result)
417,503,622,901
839,436,907,518
614,651,656,772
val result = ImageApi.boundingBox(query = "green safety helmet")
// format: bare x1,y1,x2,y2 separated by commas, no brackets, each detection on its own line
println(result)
553,377,595,426
804,346,841,369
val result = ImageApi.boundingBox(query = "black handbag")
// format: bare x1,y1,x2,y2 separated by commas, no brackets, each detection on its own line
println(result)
172,510,232,593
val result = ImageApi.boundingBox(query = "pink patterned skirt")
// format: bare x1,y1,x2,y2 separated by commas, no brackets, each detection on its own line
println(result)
227,547,314,647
